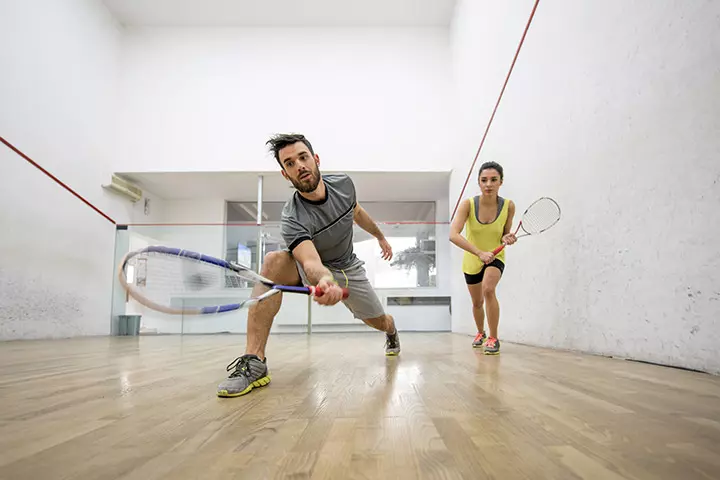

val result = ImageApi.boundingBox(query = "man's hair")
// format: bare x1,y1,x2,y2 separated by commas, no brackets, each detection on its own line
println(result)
479,161,504,180
266,133,315,167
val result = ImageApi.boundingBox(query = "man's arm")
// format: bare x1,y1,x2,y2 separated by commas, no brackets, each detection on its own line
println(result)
354,203,393,261
353,203,384,239
291,240,333,285
281,212,343,304
290,240,344,305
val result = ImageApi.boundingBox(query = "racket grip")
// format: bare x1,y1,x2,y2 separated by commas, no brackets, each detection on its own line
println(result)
492,244,506,255
313,286,350,299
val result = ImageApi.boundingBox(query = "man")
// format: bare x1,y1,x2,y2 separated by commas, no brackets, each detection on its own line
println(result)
217,133,400,398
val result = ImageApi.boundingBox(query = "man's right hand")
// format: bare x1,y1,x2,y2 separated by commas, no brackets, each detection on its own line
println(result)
314,276,345,306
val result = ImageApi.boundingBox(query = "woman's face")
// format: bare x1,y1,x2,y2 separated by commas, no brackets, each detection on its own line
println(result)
479,168,503,195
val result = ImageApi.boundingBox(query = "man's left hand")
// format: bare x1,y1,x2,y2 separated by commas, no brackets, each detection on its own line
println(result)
378,238,393,261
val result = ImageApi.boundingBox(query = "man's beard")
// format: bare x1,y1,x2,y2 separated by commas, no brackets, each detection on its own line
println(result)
291,167,321,193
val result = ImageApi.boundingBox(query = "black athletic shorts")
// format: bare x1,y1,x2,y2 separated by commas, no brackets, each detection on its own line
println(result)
464,259,505,285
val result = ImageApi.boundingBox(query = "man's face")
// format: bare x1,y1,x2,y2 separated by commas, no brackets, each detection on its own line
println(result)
279,142,321,193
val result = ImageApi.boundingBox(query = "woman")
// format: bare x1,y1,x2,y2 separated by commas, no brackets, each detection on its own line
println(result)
450,161,516,355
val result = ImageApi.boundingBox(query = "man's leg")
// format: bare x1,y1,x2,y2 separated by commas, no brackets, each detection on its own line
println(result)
334,264,400,356
245,251,301,359
363,313,400,356
217,250,300,398
360,314,396,334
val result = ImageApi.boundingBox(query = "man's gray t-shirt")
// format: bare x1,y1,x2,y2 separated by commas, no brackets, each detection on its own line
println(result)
281,173,360,270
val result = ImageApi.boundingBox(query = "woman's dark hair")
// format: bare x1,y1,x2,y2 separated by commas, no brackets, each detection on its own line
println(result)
266,133,315,167
479,161,503,180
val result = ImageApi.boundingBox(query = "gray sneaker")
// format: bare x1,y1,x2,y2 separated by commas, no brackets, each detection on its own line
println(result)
472,331,487,348
217,354,271,397
385,330,401,356
483,337,500,355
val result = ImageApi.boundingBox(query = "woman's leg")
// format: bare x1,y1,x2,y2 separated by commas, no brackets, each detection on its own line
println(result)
466,273,486,346
481,265,503,354
467,282,485,333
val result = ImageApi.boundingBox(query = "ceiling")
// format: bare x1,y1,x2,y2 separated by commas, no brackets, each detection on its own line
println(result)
120,170,450,203
101,0,457,27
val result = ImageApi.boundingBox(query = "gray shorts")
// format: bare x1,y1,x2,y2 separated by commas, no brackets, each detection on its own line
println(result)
295,260,386,321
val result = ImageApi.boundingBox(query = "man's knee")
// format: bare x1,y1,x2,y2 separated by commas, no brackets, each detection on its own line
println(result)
260,251,297,282
363,313,388,323
361,313,393,330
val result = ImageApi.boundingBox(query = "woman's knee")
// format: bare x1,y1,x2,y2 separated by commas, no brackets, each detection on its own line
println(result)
482,284,497,300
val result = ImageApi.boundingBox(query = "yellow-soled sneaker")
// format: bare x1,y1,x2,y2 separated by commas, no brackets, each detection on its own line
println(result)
472,331,487,348
217,354,270,397
483,337,500,355
385,330,400,356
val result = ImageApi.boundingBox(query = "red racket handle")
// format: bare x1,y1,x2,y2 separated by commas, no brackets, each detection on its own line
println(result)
492,223,521,256
312,286,350,299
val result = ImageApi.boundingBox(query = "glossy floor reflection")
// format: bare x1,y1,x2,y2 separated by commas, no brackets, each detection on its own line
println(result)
0,333,718,479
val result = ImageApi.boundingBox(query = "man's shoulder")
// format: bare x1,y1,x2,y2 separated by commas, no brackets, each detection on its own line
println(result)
322,173,354,189
281,194,302,220
323,173,356,203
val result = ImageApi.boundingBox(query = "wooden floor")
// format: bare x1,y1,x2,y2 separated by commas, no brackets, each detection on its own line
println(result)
0,333,719,480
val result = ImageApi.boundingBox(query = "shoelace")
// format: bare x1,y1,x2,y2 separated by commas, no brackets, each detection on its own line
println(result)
474,332,485,342
226,356,252,378
485,337,497,348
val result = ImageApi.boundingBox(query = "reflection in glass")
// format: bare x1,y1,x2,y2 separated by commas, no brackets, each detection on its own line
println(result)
224,200,439,289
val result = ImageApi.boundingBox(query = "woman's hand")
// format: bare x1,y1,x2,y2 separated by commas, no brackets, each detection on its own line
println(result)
502,233,517,245
477,251,495,264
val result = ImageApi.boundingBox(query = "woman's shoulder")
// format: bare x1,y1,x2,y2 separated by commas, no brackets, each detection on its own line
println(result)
500,197,515,218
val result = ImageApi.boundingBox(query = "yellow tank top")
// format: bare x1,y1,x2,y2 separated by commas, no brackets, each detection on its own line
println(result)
462,196,509,275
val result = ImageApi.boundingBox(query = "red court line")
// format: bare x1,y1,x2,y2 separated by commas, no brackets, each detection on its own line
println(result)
122,221,451,227
378,221,450,225
123,223,262,227
1,135,117,225
451,0,541,220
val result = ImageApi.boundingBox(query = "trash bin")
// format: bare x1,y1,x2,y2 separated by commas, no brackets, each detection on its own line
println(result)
118,314,142,336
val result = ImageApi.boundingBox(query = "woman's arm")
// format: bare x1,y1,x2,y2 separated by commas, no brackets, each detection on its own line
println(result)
450,199,494,263
501,200,517,245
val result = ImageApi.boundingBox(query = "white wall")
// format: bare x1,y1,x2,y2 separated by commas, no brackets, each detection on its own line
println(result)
116,27,455,173
0,0,140,223
449,0,720,373
160,199,227,257
0,0,131,339
112,25,458,335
